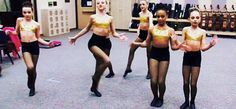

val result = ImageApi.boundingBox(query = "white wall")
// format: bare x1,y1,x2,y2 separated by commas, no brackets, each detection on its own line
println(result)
36,0,76,33
226,0,236,11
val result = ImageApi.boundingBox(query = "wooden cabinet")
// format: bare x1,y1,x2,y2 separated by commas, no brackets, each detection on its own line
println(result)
41,9,70,37
110,0,134,29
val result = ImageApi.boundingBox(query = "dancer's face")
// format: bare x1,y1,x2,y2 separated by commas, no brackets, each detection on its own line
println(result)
156,10,167,26
96,0,107,11
22,7,33,20
189,11,201,27
140,0,148,11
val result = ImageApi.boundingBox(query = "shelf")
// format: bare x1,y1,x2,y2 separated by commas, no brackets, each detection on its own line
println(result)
128,29,236,36
130,17,235,36
132,17,190,23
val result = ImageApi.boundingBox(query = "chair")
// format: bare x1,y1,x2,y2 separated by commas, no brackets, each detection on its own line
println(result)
0,30,20,64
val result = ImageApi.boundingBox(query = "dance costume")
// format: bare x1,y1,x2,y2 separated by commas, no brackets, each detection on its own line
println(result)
183,30,203,67
150,27,170,61
88,34,111,51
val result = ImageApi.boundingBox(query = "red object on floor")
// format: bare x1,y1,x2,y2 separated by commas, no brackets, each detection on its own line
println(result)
2,27,21,58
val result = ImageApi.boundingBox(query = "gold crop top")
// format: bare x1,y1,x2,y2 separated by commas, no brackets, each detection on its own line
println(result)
140,16,149,23
93,19,111,28
185,30,202,41
152,27,170,41
19,22,36,33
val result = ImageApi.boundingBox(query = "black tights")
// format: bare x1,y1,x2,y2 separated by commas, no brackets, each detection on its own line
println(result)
182,65,200,104
23,53,39,90
126,41,150,73
149,59,169,100
104,49,114,74
90,46,110,90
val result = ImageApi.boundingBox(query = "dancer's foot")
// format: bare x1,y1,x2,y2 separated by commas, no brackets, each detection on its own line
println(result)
146,72,150,79
156,98,164,107
29,88,35,97
90,88,102,97
190,103,196,109
123,69,132,78
150,98,158,107
180,101,189,109
105,72,115,78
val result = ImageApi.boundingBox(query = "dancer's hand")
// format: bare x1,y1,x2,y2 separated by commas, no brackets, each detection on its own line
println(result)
68,37,76,45
5,30,10,35
180,43,192,52
49,42,55,48
118,33,128,41
131,41,139,46
210,35,218,46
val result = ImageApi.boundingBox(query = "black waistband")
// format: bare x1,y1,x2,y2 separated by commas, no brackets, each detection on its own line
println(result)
184,51,201,54
139,30,148,33
21,40,38,44
92,33,109,39
152,46,169,51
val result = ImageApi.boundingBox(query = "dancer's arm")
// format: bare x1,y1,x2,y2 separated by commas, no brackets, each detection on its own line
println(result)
110,17,127,40
133,27,152,47
7,18,21,35
201,31,217,52
36,23,50,46
170,28,182,50
69,15,93,44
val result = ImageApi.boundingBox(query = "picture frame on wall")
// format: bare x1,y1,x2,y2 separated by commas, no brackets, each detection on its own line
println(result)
81,0,93,7
48,2,53,7
53,1,57,6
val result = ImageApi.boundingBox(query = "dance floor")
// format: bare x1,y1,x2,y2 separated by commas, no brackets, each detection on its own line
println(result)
0,30,235,109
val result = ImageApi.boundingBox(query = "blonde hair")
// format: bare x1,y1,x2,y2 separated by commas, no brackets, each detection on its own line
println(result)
96,0,108,4
140,0,149,4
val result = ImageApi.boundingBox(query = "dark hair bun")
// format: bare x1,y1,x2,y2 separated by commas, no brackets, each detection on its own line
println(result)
189,7,200,14
22,1,33,8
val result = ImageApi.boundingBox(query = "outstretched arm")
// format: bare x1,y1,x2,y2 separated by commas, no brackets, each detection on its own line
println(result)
69,16,93,44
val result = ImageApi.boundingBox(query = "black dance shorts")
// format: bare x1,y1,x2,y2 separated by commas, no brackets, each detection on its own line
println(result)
138,30,148,41
88,33,112,51
21,41,40,55
183,51,201,67
150,46,170,61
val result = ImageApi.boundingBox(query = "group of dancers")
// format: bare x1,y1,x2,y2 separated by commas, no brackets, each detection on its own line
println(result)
71,0,217,109
3,0,217,109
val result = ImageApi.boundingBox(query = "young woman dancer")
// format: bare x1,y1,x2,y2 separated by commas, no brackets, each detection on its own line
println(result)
7,1,53,96
180,8,217,109
69,0,126,97
123,0,153,79
133,8,181,107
